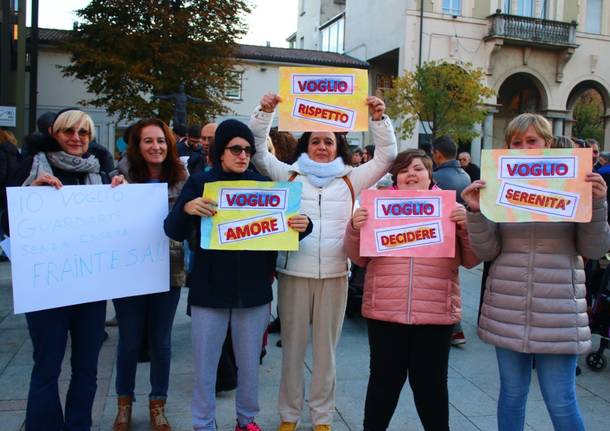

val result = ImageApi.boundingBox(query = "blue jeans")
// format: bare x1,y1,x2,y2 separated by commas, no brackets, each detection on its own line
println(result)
113,287,181,399
25,301,107,431
495,346,585,431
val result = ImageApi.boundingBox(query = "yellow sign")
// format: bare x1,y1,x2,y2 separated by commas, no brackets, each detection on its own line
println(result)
200,181,303,250
278,66,369,132
480,149,593,223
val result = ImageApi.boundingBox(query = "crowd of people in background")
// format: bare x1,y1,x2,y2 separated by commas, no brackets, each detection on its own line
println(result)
0,100,609,431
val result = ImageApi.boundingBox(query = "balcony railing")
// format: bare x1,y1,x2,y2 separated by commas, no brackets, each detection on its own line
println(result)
486,12,577,49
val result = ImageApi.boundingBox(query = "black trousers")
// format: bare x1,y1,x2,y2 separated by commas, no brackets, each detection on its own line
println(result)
363,319,453,431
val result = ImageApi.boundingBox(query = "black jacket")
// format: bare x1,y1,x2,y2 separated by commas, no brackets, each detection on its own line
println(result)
164,166,312,309
0,141,22,213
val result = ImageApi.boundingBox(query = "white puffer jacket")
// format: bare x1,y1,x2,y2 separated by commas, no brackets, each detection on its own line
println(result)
250,108,397,279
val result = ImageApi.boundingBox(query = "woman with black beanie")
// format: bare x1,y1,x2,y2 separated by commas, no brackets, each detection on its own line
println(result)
164,119,312,431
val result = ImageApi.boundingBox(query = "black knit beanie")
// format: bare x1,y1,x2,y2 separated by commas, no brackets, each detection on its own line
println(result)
212,119,256,167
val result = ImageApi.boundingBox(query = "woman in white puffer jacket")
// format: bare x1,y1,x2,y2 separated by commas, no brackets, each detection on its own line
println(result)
250,94,397,431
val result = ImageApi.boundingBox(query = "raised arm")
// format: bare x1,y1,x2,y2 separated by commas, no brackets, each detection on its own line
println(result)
348,97,398,193
249,93,292,181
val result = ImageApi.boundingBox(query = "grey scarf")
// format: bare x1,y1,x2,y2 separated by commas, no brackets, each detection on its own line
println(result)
22,151,103,186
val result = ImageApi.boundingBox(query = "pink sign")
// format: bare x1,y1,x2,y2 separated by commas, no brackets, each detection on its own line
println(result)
359,189,456,257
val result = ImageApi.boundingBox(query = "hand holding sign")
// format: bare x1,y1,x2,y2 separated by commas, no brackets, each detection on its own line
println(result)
287,214,310,233
351,207,369,230
461,180,486,213
586,172,607,200
260,93,282,113
449,204,467,229
367,96,385,121
31,174,63,189
185,197,217,217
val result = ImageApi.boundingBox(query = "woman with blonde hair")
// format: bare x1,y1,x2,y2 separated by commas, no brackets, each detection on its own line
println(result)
5,109,126,431
461,113,610,430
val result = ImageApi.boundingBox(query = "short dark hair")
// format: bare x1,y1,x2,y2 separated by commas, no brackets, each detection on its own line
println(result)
364,145,375,159
269,127,298,164
187,125,201,138
295,132,351,165
432,135,457,159
37,112,56,135
172,124,187,137
352,148,363,156
389,149,434,187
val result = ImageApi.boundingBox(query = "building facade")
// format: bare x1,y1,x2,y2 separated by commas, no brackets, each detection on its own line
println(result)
295,0,610,162
25,29,367,156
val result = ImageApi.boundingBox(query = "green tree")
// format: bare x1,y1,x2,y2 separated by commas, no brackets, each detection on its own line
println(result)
386,61,495,142
573,90,604,143
61,0,250,124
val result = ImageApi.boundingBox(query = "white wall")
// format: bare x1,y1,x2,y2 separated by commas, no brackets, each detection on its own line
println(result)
343,0,408,62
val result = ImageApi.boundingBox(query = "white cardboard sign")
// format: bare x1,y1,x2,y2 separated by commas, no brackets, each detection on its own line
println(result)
7,184,170,313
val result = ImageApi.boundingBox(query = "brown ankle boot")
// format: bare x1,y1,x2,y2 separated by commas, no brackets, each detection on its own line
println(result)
149,399,172,430
112,395,133,431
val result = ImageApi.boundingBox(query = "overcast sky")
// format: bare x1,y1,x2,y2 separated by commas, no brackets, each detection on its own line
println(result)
30,0,298,47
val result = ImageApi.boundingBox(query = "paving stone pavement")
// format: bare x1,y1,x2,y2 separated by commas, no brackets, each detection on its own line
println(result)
1,261,609,430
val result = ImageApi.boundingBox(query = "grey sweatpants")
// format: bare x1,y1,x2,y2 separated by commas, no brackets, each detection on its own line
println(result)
191,304,270,431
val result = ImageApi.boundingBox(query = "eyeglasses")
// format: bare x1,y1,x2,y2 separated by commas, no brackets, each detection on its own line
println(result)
60,127,90,138
225,145,252,156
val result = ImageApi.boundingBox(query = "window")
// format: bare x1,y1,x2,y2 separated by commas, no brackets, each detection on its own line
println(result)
224,72,242,100
586,0,603,33
299,0,305,16
504,0,547,18
299,36,304,49
443,0,461,16
319,15,345,53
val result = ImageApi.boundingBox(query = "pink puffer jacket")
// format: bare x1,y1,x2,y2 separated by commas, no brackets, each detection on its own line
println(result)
344,221,480,325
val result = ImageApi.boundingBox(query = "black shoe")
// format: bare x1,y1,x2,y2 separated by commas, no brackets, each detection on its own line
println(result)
576,365,582,376
276,339,282,348
267,317,281,334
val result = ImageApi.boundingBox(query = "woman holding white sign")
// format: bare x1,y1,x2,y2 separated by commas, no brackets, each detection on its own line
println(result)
6,109,126,431
344,149,480,431
164,119,312,431
461,113,610,431
111,118,188,431
250,94,397,431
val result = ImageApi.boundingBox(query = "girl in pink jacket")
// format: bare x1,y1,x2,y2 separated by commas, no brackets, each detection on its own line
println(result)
344,149,480,431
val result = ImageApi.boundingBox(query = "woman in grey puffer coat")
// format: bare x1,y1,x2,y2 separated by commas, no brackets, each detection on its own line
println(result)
461,113,610,431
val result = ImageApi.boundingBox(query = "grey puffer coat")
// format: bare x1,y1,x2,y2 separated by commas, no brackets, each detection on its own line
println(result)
467,198,610,354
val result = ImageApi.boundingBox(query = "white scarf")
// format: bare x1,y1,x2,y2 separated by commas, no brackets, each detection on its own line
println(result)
297,153,345,188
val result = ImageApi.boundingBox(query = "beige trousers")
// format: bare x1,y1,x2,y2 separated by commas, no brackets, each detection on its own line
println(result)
277,273,348,425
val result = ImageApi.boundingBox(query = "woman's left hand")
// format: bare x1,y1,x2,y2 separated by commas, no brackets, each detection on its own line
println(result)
287,214,309,233
449,203,467,229
585,172,607,200
366,96,385,121
110,174,128,188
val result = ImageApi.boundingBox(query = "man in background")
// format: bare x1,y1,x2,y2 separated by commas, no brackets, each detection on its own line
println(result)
458,151,480,182
431,135,471,346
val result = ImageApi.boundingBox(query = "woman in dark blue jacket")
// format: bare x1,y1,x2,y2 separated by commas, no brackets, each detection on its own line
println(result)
164,119,311,431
